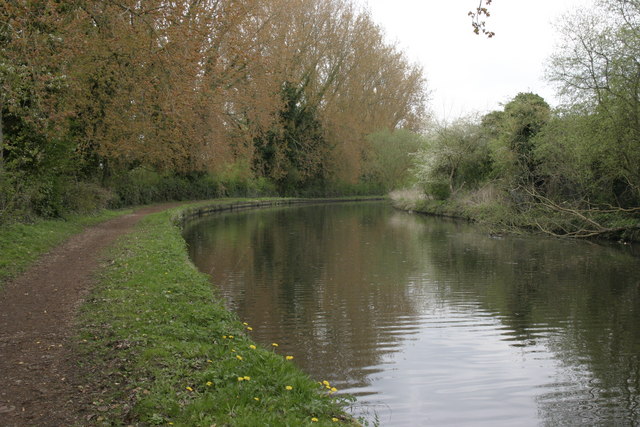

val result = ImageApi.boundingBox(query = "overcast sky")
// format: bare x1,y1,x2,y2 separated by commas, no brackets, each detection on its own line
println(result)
358,0,594,122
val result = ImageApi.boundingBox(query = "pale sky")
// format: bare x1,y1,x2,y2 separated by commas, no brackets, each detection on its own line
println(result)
358,0,594,121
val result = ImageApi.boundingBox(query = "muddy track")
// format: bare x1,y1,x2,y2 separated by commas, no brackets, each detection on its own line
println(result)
0,204,180,426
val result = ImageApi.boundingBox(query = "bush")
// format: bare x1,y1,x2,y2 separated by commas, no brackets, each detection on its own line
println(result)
425,181,451,200
62,182,114,214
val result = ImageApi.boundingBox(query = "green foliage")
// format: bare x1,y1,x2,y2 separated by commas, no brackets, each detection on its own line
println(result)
254,81,328,195
548,1,640,206
77,204,355,425
412,117,492,198
364,128,425,192
106,169,227,207
487,92,550,186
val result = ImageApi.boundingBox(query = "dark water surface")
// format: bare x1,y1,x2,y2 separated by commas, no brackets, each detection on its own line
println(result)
183,202,640,426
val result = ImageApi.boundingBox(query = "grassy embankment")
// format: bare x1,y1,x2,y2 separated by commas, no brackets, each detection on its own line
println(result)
0,209,129,289
76,199,360,426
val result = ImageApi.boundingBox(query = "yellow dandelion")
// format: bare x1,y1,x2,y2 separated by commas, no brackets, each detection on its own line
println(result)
311,417,319,422
222,335,227,339
247,327,253,331
231,349,236,352
237,377,244,382
236,355,243,361
207,359,213,363
330,387,338,393
271,343,279,347
285,385,293,390
249,345,257,350
254,397,260,401
228,335,234,339
332,417,339,422
322,380,330,386
185,386,193,392
285,355,294,360
243,322,249,326
243,376,251,381
206,381,213,387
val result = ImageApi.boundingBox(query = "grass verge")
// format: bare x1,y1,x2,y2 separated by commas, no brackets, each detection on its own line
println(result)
0,209,129,288
76,202,357,426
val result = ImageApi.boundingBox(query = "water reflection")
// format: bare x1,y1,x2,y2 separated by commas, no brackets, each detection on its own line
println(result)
183,202,640,426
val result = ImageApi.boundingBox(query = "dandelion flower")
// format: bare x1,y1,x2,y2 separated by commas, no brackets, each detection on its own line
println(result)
254,397,260,401
285,385,293,390
243,376,251,381
185,386,193,392
236,355,243,361
271,343,279,347
285,355,294,360
243,322,249,326
311,418,319,422
222,335,227,339
247,327,253,331
332,418,339,422
207,359,213,363
322,380,330,386
237,377,245,382
206,381,213,386
249,345,257,350
228,335,234,339
330,387,338,393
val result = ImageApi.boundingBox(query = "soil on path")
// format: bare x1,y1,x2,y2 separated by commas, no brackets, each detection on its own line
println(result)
0,204,180,426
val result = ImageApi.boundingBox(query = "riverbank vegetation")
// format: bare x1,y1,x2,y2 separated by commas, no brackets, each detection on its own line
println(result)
398,0,640,241
77,201,357,425
0,0,426,224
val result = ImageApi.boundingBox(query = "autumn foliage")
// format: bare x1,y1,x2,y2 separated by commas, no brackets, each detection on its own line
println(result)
0,0,426,218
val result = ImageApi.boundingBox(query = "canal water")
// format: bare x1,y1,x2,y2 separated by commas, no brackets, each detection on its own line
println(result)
183,201,640,426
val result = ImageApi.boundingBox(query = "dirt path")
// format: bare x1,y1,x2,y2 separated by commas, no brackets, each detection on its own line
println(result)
0,204,181,426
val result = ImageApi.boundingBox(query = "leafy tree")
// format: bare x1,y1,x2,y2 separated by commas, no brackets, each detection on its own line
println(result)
253,81,327,194
487,93,550,188
413,118,491,199
364,129,425,192
548,0,640,207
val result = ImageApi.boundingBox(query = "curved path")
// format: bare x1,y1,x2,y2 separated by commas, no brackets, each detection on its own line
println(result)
0,204,180,426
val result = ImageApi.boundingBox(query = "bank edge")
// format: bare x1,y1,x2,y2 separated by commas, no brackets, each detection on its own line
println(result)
76,198,379,426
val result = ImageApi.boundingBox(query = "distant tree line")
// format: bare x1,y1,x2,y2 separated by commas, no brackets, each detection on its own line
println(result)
0,0,426,221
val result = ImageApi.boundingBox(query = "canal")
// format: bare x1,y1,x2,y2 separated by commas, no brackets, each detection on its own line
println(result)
183,201,640,426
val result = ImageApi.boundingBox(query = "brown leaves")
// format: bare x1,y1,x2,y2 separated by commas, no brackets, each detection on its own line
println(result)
469,0,495,38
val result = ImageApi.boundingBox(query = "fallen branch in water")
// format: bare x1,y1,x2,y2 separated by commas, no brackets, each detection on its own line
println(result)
521,187,640,239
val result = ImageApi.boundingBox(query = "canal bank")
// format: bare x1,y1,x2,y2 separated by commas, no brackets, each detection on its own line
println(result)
76,198,371,426
389,189,640,243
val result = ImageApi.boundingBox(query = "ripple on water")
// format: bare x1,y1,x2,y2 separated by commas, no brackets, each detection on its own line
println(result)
184,203,640,426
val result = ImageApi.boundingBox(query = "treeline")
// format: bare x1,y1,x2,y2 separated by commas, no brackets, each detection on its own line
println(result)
0,0,426,221
408,0,640,239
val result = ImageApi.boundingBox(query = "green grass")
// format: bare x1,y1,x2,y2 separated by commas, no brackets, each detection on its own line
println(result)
0,209,129,288
76,202,357,426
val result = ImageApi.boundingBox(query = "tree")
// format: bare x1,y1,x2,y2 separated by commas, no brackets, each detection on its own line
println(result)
413,117,491,198
487,93,550,188
253,81,327,194
548,0,640,206
364,129,425,192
